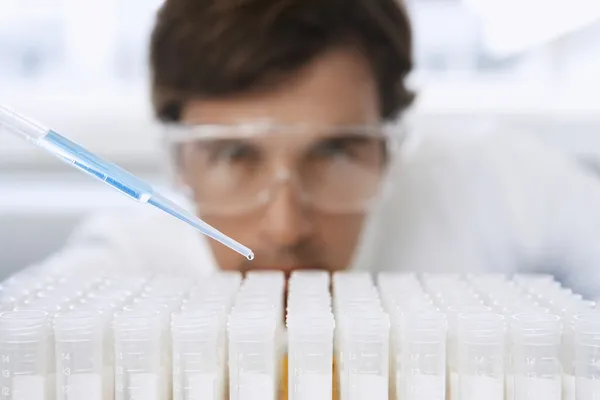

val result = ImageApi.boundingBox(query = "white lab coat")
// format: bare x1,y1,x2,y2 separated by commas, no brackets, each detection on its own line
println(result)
30,131,600,299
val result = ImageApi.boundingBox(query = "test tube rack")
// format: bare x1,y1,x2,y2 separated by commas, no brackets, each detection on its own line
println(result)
0,268,598,400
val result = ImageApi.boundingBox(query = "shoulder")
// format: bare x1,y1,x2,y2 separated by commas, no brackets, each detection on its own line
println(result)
365,130,599,271
395,129,598,194
401,129,573,170
69,203,216,276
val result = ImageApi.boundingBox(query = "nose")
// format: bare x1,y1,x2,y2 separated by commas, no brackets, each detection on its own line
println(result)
258,177,313,248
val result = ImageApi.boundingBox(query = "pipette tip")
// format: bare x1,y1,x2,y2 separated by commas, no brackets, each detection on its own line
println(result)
247,252,255,261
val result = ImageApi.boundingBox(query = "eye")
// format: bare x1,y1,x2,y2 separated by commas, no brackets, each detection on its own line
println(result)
310,135,372,160
204,140,260,165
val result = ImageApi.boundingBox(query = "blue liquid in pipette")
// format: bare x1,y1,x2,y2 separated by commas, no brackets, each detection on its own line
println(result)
39,131,254,260
40,131,153,202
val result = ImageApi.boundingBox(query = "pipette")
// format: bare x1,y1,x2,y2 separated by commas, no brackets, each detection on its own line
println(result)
0,104,254,260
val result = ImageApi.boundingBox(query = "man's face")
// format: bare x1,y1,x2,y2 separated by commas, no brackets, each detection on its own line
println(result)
177,48,383,276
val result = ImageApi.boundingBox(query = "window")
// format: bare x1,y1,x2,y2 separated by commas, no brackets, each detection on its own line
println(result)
407,0,600,83
0,0,162,90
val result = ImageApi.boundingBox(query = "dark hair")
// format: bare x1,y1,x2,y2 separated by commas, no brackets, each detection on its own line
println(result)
150,0,415,122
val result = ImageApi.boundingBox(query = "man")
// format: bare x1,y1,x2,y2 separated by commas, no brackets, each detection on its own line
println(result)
39,0,600,299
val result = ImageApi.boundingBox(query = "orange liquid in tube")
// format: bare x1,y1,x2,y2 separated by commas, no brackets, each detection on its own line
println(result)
278,354,339,400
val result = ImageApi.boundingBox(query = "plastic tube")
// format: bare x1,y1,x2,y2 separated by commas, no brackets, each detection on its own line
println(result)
123,303,177,400
456,312,506,400
376,273,432,400
559,308,595,400
229,274,282,399
513,273,556,288
69,295,123,396
445,305,492,400
387,303,437,400
333,272,388,400
287,314,335,400
509,313,562,400
54,310,106,400
562,313,577,400
397,311,447,400
227,311,278,400
338,312,390,400
113,310,164,400
573,312,600,400
172,310,223,400
14,299,73,400
0,310,49,400
286,273,334,400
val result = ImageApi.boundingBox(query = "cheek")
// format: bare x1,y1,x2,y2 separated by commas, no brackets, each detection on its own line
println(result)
199,213,259,269
313,213,367,265
200,213,257,239
316,213,364,239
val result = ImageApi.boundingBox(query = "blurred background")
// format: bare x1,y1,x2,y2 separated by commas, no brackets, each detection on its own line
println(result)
1,0,600,279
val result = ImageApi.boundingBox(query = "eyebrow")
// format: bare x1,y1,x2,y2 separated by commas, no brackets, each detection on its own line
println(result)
186,128,384,155
193,137,256,149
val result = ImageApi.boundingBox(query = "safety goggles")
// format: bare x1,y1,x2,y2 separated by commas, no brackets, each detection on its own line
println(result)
162,121,407,216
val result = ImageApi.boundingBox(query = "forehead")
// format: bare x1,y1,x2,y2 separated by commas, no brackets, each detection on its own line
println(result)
181,48,380,127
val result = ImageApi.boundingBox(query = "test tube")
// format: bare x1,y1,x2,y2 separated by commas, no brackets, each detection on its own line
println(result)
509,313,562,400
0,310,49,400
227,311,278,400
333,272,386,400
421,273,463,286
338,311,390,400
124,302,177,400
54,310,106,400
389,306,436,399
172,310,223,400
499,304,549,318
456,312,506,400
466,273,507,285
445,304,492,400
289,270,330,283
573,312,600,400
377,273,426,311
287,313,335,400
437,292,483,310
113,310,164,400
397,311,447,400
562,313,577,400
13,303,60,400
71,298,125,400
513,273,556,288
287,271,334,400
549,304,595,400
559,307,595,400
